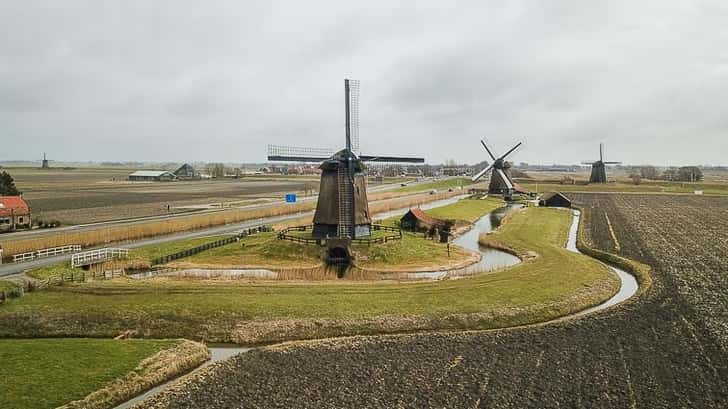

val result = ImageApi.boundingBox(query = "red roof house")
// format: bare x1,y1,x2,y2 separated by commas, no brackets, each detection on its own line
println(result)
0,196,31,232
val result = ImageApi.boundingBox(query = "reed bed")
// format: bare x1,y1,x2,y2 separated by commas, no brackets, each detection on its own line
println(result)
2,189,462,259
2,202,315,257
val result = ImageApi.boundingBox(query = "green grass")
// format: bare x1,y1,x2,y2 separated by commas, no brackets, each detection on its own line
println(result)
25,262,78,280
180,232,322,267
424,197,504,223
520,180,728,196
0,208,619,343
130,234,231,262
395,177,474,193
0,338,177,409
354,232,471,269
0,280,19,292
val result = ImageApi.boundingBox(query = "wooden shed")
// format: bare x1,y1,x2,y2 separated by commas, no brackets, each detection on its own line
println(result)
128,170,177,182
400,208,442,232
174,164,201,180
539,192,572,208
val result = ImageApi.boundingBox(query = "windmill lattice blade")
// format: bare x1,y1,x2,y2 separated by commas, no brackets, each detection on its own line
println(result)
581,161,598,165
360,155,424,163
346,79,360,154
500,142,522,160
604,161,622,165
267,145,335,162
480,139,497,161
496,168,514,189
600,143,604,162
471,164,494,182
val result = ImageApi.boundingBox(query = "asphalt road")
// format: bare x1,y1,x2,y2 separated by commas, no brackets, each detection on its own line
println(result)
0,184,456,278
0,210,313,278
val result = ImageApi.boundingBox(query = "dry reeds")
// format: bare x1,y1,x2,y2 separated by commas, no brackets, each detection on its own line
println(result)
60,340,209,409
2,190,462,258
2,202,315,257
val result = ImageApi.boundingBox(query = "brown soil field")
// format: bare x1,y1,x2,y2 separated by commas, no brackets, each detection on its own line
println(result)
141,193,728,408
7,167,315,224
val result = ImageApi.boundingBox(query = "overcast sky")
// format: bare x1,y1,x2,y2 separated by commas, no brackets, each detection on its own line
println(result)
1,1,727,166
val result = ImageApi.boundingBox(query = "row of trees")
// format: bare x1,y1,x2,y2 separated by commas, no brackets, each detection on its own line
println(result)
637,166,704,182
0,171,20,195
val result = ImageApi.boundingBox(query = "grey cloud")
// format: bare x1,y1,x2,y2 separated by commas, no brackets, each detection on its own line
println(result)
0,1,727,165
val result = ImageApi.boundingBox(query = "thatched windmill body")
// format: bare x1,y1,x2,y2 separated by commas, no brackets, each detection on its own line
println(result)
471,139,523,199
268,79,424,240
582,143,621,183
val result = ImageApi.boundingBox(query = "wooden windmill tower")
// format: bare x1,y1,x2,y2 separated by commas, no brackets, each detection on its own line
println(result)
582,143,621,183
268,79,424,240
471,139,523,199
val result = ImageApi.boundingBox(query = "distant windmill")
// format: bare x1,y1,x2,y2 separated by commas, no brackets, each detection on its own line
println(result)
38,152,52,169
582,143,621,183
471,139,523,199
267,79,424,240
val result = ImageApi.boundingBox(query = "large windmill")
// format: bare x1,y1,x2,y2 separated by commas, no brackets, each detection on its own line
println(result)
471,139,523,199
267,79,424,239
582,143,621,183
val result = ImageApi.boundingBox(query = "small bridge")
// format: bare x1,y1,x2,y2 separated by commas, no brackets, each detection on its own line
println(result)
71,248,129,268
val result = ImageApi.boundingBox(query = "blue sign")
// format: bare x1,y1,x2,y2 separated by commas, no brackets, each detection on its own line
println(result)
285,194,297,203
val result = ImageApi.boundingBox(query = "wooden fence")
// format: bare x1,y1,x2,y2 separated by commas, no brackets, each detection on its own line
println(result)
277,224,402,246
0,268,125,304
151,225,272,266
11,245,82,264
71,248,129,268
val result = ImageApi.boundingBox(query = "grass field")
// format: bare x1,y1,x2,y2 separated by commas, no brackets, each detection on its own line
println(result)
0,207,618,344
129,234,232,262
424,197,504,222
520,179,728,196
173,232,323,268
5,166,315,225
396,177,473,193
0,338,177,409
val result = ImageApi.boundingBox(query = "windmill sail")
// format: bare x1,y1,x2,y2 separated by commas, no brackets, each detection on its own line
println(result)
472,138,523,198
587,142,621,183
266,79,425,240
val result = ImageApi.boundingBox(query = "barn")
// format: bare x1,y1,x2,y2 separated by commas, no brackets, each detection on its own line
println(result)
400,208,443,232
0,196,31,232
128,170,177,182
539,192,572,208
174,164,201,180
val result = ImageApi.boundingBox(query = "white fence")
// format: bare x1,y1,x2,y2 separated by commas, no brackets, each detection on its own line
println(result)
12,245,82,264
71,248,129,268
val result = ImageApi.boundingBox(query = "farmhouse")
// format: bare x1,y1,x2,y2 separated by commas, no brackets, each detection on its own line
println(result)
539,192,572,208
400,208,444,232
128,170,177,182
0,196,31,232
174,164,201,180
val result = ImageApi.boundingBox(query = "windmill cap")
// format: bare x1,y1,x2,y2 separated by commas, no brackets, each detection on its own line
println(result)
320,149,365,171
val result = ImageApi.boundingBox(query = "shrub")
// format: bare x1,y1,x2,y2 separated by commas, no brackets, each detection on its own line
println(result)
8,287,24,298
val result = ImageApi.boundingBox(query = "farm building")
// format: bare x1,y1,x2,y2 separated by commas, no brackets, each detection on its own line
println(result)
539,192,572,208
174,164,201,180
0,196,31,232
128,170,177,182
400,208,444,232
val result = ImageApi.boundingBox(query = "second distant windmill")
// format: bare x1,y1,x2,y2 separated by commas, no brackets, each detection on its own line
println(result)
471,138,525,200
582,143,621,183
